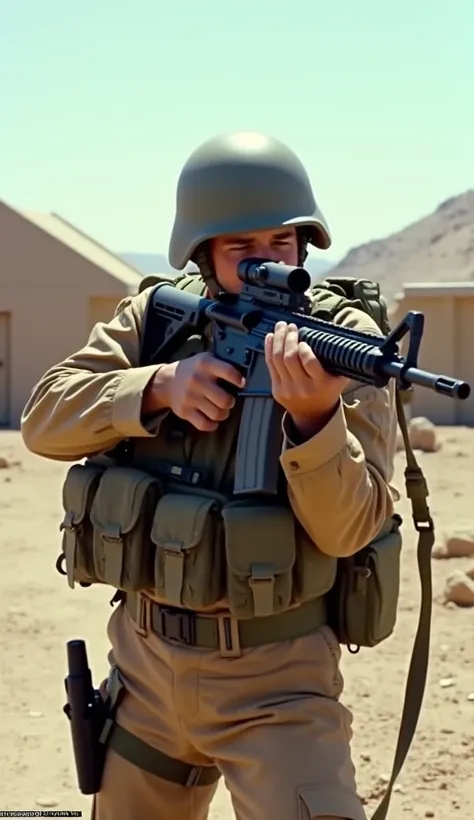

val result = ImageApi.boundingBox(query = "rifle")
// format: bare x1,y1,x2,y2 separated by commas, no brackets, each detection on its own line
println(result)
141,258,471,496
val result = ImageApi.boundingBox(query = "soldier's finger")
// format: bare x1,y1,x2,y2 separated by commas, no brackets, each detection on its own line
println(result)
298,342,325,378
202,356,245,388
195,394,231,423
264,333,281,385
282,324,309,381
269,322,290,379
198,378,236,411
186,409,219,433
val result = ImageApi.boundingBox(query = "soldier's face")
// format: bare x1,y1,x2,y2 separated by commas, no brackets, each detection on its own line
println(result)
209,226,299,293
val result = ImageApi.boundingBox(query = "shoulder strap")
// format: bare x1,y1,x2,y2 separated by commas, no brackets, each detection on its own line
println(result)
175,272,208,296
138,271,208,296
371,393,435,820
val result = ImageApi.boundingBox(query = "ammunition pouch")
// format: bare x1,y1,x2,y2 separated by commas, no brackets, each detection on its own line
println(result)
221,501,336,618
58,464,162,590
57,462,403,653
152,492,224,609
329,515,403,650
56,463,338,619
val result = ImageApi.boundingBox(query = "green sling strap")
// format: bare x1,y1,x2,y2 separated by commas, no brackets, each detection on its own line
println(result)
370,390,435,820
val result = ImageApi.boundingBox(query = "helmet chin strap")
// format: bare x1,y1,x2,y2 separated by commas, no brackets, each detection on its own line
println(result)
191,244,221,297
297,230,310,265
193,230,310,298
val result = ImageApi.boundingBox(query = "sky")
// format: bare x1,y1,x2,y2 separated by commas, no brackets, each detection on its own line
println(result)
1,0,473,264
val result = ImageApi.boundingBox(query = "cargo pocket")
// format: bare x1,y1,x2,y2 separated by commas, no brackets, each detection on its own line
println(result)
59,462,105,588
90,467,162,591
298,785,365,820
331,515,403,649
222,503,296,619
152,493,223,608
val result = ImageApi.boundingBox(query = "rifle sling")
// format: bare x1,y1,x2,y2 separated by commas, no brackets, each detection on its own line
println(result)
371,390,435,820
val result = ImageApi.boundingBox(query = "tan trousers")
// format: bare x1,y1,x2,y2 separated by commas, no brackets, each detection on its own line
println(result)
93,601,366,820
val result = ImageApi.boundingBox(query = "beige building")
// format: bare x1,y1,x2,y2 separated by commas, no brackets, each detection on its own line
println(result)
389,282,474,425
0,200,144,429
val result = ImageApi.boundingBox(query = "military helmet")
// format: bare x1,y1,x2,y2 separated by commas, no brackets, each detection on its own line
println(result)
168,131,332,271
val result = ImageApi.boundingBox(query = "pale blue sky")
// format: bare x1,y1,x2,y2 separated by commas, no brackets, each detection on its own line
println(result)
1,0,472,263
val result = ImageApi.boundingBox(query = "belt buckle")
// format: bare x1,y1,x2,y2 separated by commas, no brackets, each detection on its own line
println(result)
160,607,196,646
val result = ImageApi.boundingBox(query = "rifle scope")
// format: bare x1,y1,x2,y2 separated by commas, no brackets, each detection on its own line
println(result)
238,258,311,294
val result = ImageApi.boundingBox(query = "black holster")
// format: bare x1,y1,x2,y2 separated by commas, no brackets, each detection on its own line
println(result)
63,639,123,795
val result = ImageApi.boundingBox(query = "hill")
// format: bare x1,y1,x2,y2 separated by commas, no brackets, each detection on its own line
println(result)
326,190,474,306
119,251,336,281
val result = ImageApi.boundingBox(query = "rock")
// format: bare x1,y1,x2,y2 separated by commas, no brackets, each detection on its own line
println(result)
432,544,449,559
443,571,474,607
433,532,474,559
407,417,439,452
35,797,59,808
0,454,21,468
466,566,474,580
439,677,455,688
444,533,474,558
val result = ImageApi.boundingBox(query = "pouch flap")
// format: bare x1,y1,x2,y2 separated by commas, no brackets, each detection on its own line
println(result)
90,467,160,537
61,463,104,527
222,504,295,576
151,493,216,551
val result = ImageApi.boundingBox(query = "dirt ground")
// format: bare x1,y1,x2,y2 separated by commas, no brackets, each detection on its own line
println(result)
0,427,473,819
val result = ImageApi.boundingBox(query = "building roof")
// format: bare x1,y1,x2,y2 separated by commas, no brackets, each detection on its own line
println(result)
15,205,144,290
395,282,474,299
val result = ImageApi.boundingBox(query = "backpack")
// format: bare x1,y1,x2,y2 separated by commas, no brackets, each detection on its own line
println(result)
137,271,435,820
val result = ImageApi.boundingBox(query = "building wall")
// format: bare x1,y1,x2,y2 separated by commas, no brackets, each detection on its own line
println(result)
390,287,474,425
0,206,132,428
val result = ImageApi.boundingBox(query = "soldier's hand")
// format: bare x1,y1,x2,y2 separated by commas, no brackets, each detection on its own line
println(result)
146,353,245,432
265,321,350,437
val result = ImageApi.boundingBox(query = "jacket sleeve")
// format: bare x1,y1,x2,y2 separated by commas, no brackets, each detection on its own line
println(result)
21,287,168,461
279,306,399,558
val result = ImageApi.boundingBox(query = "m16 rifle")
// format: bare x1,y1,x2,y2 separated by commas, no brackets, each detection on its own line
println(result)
141,258,470,496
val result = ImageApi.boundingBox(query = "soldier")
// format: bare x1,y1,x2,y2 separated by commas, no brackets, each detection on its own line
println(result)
21,131,398,820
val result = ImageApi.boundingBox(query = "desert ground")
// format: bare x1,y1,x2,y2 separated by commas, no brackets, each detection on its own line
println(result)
0,426,473,819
